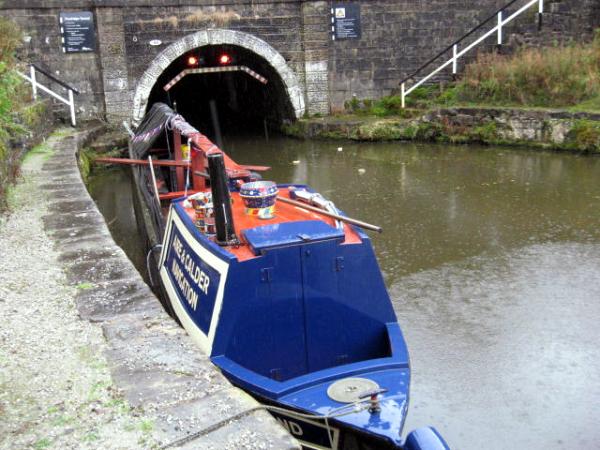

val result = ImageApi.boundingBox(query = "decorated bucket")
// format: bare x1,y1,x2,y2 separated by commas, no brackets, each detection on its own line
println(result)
203,204,216,235
189,192,211,230
239,181,278,219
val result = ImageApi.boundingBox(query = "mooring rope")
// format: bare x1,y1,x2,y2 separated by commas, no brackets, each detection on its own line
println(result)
158,394,406,449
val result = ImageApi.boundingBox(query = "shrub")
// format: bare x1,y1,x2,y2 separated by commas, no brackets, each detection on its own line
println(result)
566,120,600,152
344,96,361,112
472,121,500,143
0,17,25,212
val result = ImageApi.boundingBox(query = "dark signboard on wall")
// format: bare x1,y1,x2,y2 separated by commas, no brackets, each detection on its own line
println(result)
332,3,361,40
59,11,96,53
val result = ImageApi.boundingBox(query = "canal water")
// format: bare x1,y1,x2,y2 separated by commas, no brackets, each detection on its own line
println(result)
89,136,600,450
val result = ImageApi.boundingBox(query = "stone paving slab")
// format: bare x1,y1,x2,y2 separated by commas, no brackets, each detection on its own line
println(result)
43,210,108,232
40,128,299,450
78,287,162,322
47,198,99,214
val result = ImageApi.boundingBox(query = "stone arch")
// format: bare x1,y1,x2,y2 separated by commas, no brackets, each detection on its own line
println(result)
132,28,304,126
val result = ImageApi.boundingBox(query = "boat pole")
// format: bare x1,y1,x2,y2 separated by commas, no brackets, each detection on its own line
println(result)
148,156,161,205
276,196,383,233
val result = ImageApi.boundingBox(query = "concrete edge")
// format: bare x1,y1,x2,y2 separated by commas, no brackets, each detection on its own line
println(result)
40,127,300,449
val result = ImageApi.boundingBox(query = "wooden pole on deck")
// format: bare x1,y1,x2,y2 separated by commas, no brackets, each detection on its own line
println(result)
276,196,383,233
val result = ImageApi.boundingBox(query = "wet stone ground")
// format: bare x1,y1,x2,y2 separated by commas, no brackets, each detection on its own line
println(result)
0,130,299,450
0,133,155,450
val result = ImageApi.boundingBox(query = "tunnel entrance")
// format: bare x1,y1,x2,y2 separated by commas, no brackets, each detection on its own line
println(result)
132,30,304,133
147,44,293,139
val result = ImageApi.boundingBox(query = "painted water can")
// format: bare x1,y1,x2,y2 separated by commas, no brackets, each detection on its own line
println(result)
189,192,211,230
240,181,278,219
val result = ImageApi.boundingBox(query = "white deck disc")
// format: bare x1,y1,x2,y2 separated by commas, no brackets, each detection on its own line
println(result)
327,377,380,403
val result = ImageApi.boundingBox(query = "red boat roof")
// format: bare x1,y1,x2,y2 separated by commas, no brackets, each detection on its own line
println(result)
182,187,362,262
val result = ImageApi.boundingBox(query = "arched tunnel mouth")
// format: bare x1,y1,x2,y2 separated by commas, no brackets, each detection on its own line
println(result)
146,44,295,140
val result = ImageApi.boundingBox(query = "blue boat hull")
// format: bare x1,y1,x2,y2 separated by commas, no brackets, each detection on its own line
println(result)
157,193,448,450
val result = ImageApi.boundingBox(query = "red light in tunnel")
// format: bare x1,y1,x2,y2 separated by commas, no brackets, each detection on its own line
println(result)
218,53,232,65
187,55,198,66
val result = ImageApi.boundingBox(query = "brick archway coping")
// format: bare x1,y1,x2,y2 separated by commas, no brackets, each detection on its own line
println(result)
131,28,305,127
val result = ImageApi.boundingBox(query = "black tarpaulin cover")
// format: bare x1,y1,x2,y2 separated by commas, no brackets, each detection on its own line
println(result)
131,103,177,159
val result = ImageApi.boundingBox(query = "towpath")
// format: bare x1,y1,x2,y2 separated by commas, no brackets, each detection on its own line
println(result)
0,129,298,450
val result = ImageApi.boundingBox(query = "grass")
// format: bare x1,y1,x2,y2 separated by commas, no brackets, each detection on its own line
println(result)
77,147,94,182
344,93,424,117
339,30,600,118
139,419,154,434
22,141,52,164
569,95,600,113
51,411,75,427
51,128,75,138
442,31,600,110
33,438,52,449
83,432,100,442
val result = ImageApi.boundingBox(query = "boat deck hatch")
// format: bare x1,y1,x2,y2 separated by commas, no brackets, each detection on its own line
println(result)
243,220,345,255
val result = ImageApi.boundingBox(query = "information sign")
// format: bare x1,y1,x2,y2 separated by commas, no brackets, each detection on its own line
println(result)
332,3,361,40
59,12,96,53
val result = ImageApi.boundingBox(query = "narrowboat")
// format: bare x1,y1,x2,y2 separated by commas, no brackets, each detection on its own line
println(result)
105,103,449,450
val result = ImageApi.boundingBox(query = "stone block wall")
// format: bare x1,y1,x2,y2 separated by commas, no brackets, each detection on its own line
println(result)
327,0,600,111
1,0,597,123
120,1,309,121
425,107,600,149
301,1,330,115
96,7,130,123
328,0,508,111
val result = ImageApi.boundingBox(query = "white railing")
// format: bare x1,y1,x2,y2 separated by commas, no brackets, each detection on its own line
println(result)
17,64,78,126
401,0,544,108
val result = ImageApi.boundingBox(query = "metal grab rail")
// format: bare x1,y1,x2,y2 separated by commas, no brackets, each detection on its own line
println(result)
17,64,79,126
400,0,544,108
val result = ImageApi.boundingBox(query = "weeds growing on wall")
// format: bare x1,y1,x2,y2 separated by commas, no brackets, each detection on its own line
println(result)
565,120,600,152
0,17,24,212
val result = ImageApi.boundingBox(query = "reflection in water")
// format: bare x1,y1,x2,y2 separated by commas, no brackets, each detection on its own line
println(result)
225,137,600,285
87,166,148,281
91,136,600,449
394,244,600,449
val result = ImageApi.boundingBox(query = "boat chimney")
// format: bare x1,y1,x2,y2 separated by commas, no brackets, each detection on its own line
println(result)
207,153,238,246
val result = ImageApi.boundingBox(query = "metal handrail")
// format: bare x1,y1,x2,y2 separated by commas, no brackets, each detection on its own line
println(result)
29,63,80,94
17,64,79,126
400,0,544,108
399,0,523,86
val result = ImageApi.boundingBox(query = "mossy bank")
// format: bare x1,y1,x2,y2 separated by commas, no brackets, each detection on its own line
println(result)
282,108,600,154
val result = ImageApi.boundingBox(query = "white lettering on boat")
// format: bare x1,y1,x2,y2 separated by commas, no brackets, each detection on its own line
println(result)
171,258,199,310
170,235,211,310
276,417,304,437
